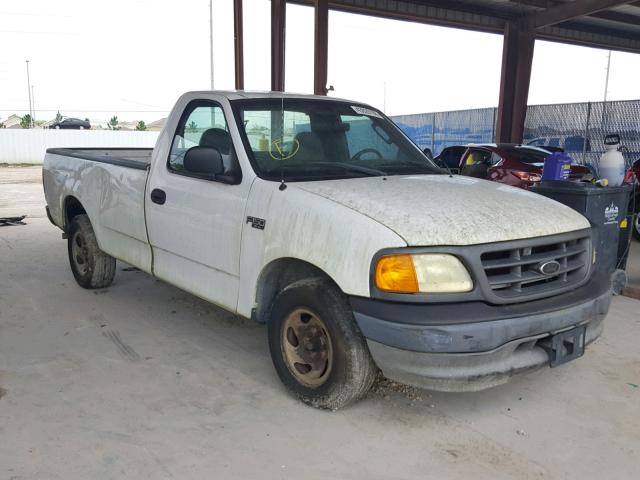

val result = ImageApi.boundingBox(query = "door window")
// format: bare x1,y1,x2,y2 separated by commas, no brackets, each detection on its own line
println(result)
464,149,492,165
442,147,466,168
488,152,502,166
168,102,239,179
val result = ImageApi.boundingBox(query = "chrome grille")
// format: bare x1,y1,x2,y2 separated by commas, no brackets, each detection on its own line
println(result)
480,234,591,300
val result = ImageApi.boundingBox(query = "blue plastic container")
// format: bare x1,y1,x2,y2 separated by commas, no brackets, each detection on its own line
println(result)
541,152,572,181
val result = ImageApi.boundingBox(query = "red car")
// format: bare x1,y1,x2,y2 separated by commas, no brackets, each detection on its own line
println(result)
436,143,589,189
434,143,640,240
625,158,640,240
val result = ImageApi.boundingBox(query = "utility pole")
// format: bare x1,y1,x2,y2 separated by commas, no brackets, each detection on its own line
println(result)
25,60,33,128
31,85,36,125
603,50,611,102
601,50,612,129
209,0,215,90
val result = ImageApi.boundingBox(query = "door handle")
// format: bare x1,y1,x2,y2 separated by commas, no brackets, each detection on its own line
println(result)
150,188,166,205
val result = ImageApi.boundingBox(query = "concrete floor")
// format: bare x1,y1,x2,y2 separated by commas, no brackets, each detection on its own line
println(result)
1,166,639,480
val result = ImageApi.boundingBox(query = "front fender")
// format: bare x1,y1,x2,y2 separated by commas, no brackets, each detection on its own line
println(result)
236,179,406,318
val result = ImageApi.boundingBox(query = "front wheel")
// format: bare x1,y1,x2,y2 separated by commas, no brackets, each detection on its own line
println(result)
67,214,116,289
633,212,640,241
267,278,377,410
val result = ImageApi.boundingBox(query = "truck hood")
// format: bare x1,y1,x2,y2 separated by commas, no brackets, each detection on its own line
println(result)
294,175,590,246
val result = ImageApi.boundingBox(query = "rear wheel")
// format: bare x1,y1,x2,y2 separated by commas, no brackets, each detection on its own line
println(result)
633,212,640,241
267,278,377,410
67,214,116,289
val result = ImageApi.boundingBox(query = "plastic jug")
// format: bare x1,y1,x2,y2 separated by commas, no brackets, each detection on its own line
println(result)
541,152,572,181
599,134,626,187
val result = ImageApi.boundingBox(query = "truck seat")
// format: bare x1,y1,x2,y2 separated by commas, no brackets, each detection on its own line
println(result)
199,128,236,174
293,132,325,162
200,128,231,154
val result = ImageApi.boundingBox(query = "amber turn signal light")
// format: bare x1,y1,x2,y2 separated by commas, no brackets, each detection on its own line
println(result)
374,254,419,293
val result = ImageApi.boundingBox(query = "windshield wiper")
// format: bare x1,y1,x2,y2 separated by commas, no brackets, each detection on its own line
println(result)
378,159,444,175
304,161,387,176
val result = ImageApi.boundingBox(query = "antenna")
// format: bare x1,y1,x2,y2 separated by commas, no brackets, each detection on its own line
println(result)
209,0,215,90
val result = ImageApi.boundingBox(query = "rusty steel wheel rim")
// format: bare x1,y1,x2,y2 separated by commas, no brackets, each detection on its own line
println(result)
71,231,89,275
281,308,333,388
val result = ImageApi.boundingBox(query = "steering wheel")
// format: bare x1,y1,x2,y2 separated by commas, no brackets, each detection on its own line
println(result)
351,148,383,161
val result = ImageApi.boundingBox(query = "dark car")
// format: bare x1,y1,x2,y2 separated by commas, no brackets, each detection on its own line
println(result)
526,135,590,153
437,143,589,189
433,146,467,173
50,118,91,130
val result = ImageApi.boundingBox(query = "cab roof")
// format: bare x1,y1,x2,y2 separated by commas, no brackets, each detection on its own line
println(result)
185,90,356,104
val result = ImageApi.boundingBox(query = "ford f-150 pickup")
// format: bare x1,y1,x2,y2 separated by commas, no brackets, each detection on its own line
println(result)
43,91,611,409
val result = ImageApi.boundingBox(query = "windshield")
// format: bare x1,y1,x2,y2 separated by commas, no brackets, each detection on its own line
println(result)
507,146,552,164
231,98,441,181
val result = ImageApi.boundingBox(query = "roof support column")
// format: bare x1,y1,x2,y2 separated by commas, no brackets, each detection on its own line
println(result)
314,0,329,95
271,0,286,92
234,0,244,90
496,21,535,143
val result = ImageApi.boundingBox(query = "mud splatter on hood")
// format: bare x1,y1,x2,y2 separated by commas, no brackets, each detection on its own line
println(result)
294,175,589,246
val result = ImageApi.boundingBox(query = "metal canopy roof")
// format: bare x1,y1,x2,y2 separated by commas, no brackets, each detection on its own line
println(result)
291,0,640,53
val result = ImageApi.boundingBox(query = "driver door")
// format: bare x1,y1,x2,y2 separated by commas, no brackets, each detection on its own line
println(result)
145,100,251,312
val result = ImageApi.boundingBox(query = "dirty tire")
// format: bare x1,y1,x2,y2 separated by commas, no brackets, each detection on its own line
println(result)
268,278,377,410
67,214,116,289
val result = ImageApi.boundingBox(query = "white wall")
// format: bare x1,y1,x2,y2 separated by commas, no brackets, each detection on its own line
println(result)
0,130,159,164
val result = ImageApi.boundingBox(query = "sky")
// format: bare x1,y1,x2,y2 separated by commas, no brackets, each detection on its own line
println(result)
1,0,639,123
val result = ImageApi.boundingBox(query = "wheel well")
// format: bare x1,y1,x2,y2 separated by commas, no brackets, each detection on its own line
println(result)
254,258,338,324
63,196,86,231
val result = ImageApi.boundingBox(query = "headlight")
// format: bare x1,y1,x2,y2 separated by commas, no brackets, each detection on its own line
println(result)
375,253,473,294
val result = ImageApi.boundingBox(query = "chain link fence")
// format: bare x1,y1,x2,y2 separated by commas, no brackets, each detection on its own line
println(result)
392,107,495,157
392,99,640,171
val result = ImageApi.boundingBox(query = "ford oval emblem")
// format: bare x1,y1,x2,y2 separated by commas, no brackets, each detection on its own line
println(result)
537,260,561,276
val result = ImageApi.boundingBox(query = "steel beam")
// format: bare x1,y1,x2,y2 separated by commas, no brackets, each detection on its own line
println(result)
288,0,505,35
537,20,640,53
234,0,245,90
591,9,640,26
288,0,640,53
520,0,633,29
495,22,535,143
511,0,640,26
271,0,286,91
314,0,329,95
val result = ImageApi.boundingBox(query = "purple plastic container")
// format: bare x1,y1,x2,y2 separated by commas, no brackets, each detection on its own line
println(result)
541,152,572,181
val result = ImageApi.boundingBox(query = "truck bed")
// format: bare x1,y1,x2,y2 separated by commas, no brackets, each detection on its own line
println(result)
46,148,153,170
43,147,153,272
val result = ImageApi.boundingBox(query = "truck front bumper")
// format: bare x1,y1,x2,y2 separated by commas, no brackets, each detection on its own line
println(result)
350,274,611,392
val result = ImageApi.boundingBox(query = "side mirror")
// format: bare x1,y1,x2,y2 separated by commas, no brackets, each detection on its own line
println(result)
183,146,224,177
422,147,433,160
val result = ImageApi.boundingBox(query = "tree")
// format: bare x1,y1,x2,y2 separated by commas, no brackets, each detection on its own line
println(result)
20,114,33,129
55,111,63,123
187,120,198,131
135,120,147,131
0,122,5,129
107,116,120,131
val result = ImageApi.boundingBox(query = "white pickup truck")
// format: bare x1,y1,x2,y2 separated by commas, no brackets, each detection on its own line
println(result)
43,91,611,409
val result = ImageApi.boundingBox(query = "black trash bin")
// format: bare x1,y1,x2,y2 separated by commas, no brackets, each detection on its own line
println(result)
531,181,633,290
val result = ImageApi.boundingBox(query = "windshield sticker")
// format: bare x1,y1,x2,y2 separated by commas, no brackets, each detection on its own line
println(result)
269,138,300,161
351,106,383,119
